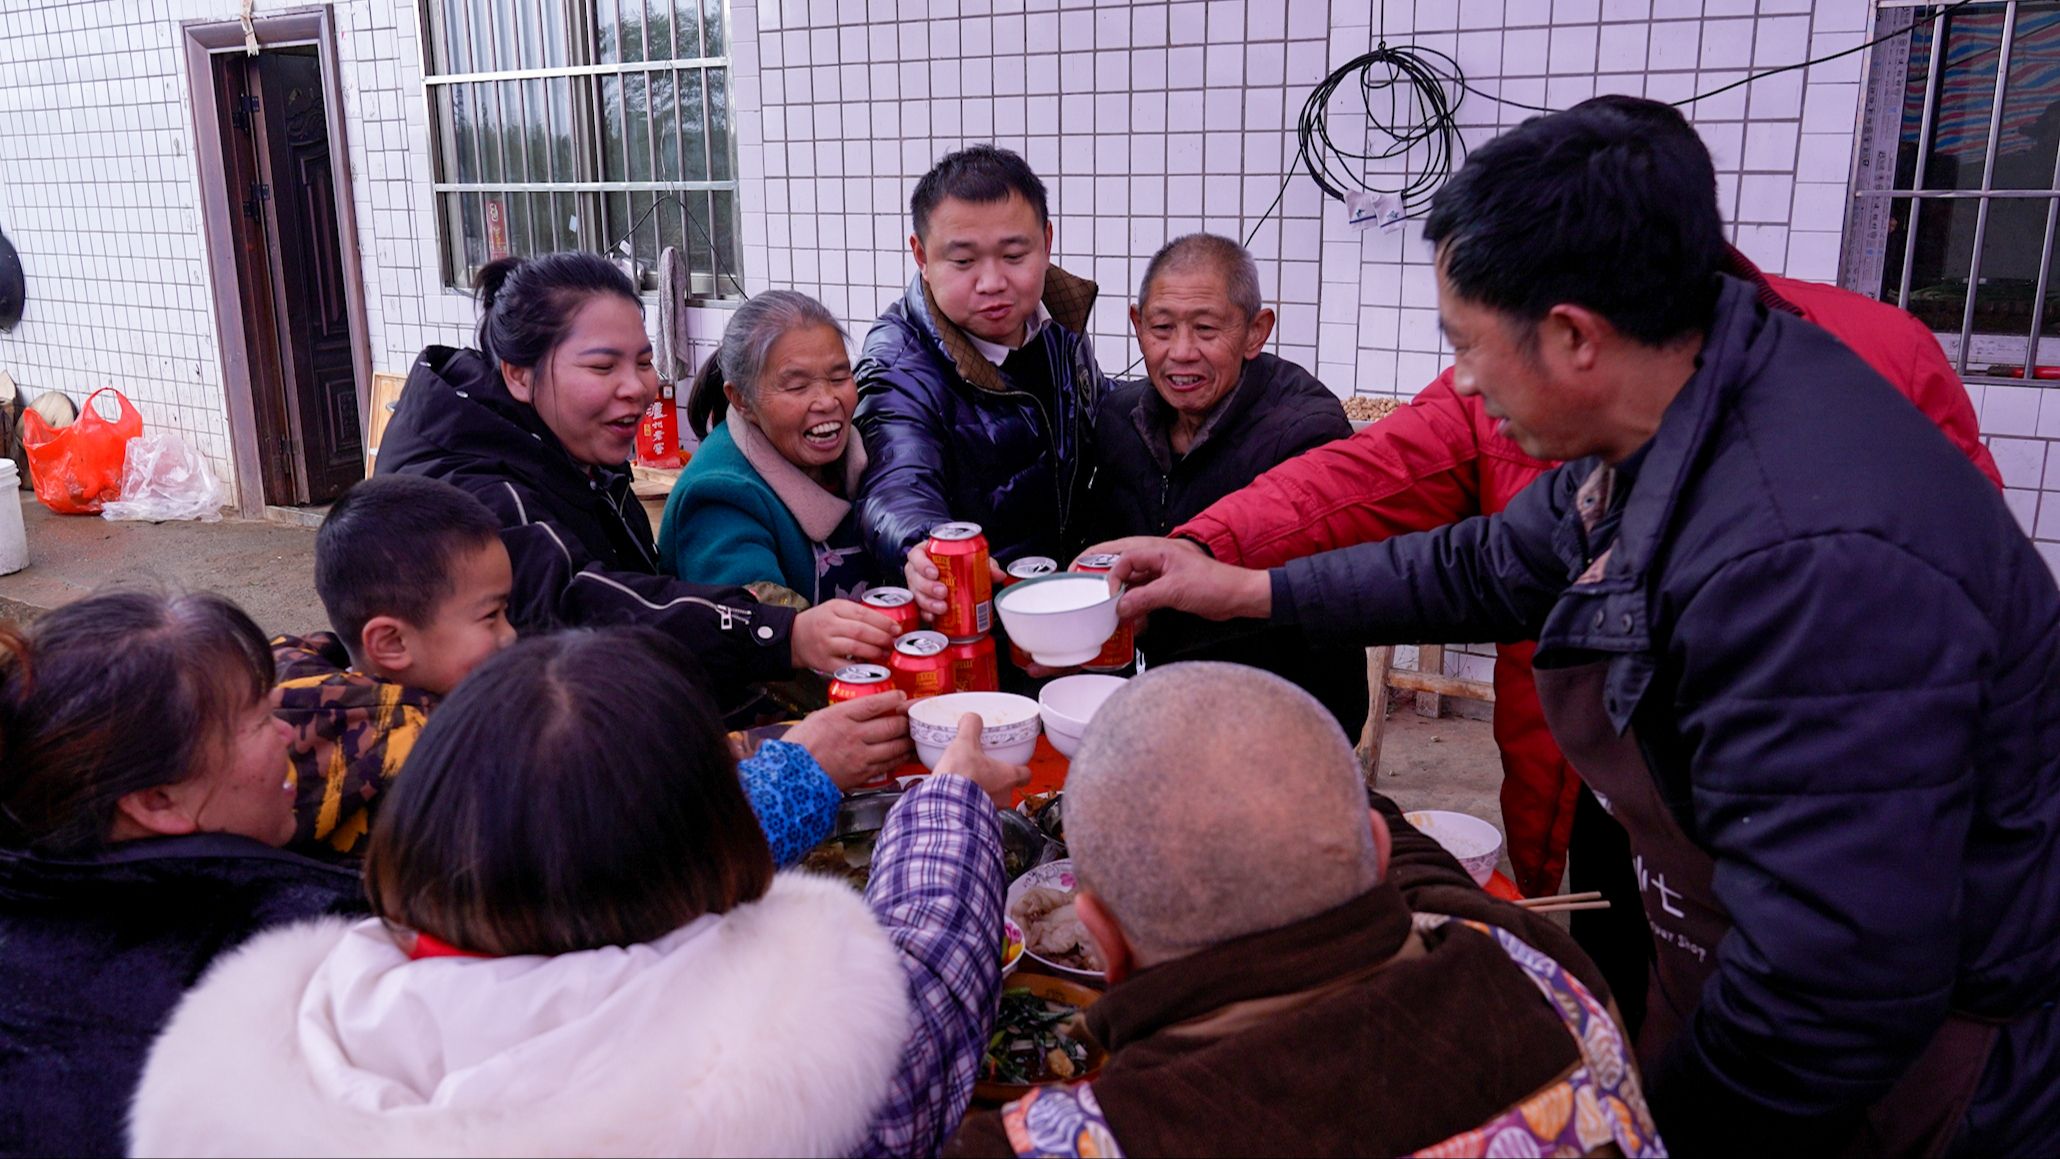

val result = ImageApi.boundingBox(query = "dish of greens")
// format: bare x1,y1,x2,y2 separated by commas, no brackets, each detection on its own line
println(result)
982,987,1091,1085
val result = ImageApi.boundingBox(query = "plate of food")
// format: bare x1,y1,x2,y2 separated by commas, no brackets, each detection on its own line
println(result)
1005,858,1105,980
972,974,1107,1103
798,789,900,891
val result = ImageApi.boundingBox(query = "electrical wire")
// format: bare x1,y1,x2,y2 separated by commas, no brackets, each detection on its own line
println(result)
1261,0,1983,242
1297,41,1468,220
607,191,750,299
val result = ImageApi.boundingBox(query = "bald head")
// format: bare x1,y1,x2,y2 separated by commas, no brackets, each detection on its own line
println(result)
1065,663,1380,964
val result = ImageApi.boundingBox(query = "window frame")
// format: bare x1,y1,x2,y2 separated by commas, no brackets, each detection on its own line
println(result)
416,0,741,298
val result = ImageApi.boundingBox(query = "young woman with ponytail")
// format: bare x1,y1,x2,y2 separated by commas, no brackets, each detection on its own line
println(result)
374,253,912,782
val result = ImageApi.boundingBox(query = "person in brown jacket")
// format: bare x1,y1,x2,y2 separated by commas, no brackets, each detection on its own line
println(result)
948,663,1662,1158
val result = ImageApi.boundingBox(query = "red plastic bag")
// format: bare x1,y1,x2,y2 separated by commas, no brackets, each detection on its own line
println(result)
23,388,144,514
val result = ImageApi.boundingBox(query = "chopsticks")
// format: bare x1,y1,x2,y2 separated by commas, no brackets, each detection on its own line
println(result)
1512,891,1611,914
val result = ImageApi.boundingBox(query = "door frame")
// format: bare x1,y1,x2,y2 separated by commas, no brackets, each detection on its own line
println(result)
184,7,371,516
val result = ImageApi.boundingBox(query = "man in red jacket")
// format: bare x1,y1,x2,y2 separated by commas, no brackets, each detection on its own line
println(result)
1088,97,2001,1027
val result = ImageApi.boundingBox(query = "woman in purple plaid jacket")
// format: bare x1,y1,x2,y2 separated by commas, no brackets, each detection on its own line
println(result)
126,628,1028,1158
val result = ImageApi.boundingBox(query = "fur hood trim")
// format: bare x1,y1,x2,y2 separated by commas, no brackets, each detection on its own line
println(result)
129,872,910,1157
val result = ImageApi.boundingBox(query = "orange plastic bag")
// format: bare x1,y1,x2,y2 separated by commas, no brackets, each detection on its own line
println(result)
23,388,144,514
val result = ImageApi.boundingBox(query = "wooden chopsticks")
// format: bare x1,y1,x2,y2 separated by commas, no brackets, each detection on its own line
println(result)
1512,890,1611,914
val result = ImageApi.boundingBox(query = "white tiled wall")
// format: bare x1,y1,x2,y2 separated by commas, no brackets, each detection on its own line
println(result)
0,0,2055,582
730,0,1872,396
0,0,483,493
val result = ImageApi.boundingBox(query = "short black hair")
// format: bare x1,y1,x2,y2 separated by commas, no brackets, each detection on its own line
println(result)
1424,97,1725,346
315,475,503,649
910,144,1050,240
365,627,771,956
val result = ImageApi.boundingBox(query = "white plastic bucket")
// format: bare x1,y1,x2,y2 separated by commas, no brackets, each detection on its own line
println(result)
0,461,28,575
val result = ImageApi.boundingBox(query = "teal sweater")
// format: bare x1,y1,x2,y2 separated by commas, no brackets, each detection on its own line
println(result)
658,423,874,602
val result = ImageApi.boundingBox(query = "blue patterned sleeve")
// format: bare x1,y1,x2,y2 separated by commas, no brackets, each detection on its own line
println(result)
737,739,841,867
855,773,1005,1157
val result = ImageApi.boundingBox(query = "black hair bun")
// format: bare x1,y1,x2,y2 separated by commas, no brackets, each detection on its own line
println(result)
472,256,524,312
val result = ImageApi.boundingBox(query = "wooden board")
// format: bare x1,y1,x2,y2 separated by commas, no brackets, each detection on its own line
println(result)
362,371,406,473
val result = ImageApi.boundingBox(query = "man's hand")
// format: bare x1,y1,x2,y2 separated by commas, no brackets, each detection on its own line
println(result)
1108,539,1273,623
791,599,898,672
904,544,1007,621
930,713,1032,806
1073,536,1205,567
783,692,914,789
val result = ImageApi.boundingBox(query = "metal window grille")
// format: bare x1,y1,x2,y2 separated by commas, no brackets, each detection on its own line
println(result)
1848,1,2060,385
420,0,740,297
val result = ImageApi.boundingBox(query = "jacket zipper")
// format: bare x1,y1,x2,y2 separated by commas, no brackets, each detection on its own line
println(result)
989,330,1089,537
606,480,660,570
986,384,1069,533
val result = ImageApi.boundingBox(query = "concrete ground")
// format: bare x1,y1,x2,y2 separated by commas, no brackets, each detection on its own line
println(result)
0,493,323,636
0,491,1517,851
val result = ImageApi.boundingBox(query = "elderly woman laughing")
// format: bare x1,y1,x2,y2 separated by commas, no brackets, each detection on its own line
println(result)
661,291,882,609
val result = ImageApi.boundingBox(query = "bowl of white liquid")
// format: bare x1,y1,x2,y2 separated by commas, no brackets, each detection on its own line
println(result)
994,573,1122,668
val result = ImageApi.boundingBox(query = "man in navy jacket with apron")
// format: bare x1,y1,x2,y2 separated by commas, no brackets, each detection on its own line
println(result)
1108,99,2060,1156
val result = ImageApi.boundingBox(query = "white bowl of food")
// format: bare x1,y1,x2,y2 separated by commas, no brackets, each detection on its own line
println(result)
1005,859,1105,981
1404,809,1505,886
1037,674,1126,758
907,691,1041,769
995,573,1121,668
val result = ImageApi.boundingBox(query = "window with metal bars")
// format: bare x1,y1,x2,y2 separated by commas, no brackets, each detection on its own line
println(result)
420,0,741,298
1847,0,2060,385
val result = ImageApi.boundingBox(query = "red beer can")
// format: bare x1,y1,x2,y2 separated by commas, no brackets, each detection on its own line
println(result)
827,663,895,704
1071,552,1136,673
862,586,921,637
1000,558,1055,670
889,630,953,699
946,635,999,693
927,522,993,638
1004,557,1058,584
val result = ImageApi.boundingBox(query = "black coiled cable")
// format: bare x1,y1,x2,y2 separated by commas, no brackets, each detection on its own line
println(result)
1295,43,1469,223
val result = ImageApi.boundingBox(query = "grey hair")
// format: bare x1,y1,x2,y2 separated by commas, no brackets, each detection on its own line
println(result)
1137,233,1264,319
718,290,846,399
1064,662,1380,964
685,289,848,438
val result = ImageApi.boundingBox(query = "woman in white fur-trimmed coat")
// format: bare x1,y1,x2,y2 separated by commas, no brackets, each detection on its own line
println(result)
128,627,1028,1158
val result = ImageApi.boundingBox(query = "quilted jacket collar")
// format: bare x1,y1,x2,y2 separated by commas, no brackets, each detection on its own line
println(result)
1538,274,1760,733
911,264,1098,394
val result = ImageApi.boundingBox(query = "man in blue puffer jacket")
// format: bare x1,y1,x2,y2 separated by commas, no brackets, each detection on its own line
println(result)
854,146,1105,614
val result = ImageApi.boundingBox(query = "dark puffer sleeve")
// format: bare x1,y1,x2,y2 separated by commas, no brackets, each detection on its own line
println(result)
1270,457,1579,647
854,361,958,573
476,472,798,708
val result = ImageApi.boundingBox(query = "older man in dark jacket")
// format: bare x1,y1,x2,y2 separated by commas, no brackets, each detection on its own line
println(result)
1081,233,1362,730
855,146,1104,616
1112,103,2060,1156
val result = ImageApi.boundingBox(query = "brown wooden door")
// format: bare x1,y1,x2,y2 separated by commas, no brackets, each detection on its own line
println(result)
216,56,297,503
252,51,361,503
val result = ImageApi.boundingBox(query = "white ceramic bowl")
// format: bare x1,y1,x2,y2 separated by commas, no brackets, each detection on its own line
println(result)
1405,809,1505,887
995,574,1121,667
1004,859,1104,981
1037,674,1127,758
907,691,1041,769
